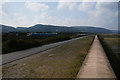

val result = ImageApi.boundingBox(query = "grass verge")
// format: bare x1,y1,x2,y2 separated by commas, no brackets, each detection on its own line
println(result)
98,35,120,79
3,36,94,78
2,33,77,54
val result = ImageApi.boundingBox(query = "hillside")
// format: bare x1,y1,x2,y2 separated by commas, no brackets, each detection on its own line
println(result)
1,24,112,33
1,25,16,32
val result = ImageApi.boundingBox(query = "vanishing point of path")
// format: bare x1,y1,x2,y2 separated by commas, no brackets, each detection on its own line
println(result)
77,35,117,79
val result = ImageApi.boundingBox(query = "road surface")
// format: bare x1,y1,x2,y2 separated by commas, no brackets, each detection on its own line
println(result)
2,36,87,65
77,35,117,79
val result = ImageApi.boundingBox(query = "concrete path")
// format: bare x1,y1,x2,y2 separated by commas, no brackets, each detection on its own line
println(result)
2,36,87,65
77,35,117,79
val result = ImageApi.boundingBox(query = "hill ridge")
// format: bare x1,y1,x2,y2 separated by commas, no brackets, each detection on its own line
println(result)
0,24,112,33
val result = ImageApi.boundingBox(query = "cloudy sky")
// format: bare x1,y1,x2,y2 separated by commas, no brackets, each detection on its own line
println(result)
0,0,119,30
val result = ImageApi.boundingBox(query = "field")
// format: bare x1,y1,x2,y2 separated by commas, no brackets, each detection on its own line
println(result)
2,33,80,54
99,34,120,79
2,36,94,78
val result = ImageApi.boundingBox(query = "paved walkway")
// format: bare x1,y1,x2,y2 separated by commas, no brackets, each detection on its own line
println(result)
77,35,117,79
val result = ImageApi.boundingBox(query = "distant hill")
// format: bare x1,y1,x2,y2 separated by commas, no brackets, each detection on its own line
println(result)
0,24,113,33
16,27,28,32
0,25,16,32
111,30,120,34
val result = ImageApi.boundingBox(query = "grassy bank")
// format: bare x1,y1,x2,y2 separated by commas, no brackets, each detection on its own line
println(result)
3,36,94,78
2,33,79,54
98,34,120,79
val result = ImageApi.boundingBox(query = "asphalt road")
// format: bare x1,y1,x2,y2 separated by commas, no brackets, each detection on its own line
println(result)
2,36,88,65
77,35,116,78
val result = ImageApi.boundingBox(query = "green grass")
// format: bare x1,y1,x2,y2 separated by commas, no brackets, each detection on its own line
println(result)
2,33,78,54
98,34,120,79
2,36,94,78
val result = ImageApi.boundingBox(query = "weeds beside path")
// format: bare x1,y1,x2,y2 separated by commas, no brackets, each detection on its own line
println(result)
3,36,94,78
99,35,120,79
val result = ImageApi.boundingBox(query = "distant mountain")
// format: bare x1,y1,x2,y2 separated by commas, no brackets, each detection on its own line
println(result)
0,25,16,32
1,24,113,33
71,26,112,33
16,27,28,32
111,30,120,34
27,24,70,32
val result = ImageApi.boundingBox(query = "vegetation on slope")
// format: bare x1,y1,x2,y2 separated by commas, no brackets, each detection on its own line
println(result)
98,35,120,79
2,33,80,54
3,36,94,78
